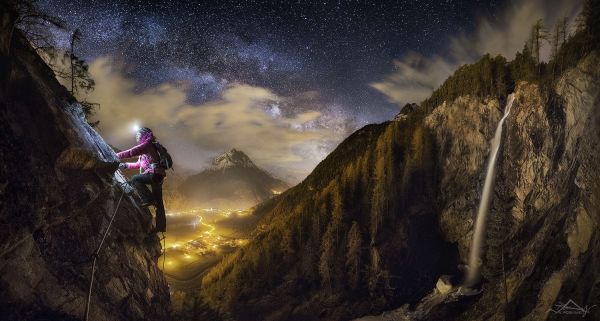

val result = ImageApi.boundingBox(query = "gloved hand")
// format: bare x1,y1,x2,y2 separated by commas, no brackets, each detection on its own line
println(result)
118,163,128,170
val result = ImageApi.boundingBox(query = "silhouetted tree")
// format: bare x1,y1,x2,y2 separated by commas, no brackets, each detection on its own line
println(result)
68,29,94,94
528,19,548,65
583,0,600,48
6,1,99,126
551,19,563,60
13,0,65,56
66,28,99,126
509,45,537,83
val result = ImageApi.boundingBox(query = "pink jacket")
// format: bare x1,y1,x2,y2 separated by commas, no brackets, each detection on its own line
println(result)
117,132,166,176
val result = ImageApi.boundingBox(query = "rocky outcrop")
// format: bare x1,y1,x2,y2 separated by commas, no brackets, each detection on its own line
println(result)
0,31,171,320
393,103,420,121
426,96,502,261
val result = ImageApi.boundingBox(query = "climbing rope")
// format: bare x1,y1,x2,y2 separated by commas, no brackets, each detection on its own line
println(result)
161,232,166,271
84,186,125,321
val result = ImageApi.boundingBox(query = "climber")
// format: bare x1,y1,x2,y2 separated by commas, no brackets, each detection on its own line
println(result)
116,127,167,233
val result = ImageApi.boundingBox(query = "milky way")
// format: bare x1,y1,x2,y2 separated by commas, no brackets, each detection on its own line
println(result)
39,0,504,122
36,0,517,181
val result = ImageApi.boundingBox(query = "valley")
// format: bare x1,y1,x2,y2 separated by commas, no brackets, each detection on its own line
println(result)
159,208,256,291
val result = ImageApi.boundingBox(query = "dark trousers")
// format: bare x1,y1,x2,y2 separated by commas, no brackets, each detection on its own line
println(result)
131,173,166,232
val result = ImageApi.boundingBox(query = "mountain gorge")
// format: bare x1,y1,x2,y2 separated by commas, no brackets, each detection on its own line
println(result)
198,9,600,321
3,1,600,321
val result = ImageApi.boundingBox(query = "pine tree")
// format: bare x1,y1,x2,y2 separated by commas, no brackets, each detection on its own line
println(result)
319,226,334,291
69,29,81,94
550,18,569,69
346,221,362,290
551,21,561,61
68,29,94,96
509,44,537,82
583,0,600,48
67,28,99,126
561,17,569,44
367,247,381,295
528,19,548,65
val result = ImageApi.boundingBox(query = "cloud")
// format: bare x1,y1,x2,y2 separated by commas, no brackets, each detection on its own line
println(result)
370,52,455,106
371,0,583,107
87,58,352,183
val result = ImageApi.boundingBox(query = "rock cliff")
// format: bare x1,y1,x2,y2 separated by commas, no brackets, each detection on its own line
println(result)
0,30,171,321
357,51,600,321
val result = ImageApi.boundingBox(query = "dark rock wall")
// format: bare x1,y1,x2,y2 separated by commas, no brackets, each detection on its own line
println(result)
358,51,600,321
0,32,171,321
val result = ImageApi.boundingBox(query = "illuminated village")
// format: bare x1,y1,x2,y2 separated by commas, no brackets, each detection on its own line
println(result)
159,208,253,291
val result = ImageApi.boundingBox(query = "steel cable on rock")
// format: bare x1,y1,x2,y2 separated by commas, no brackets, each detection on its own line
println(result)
162,232,166,271
84,185,125,321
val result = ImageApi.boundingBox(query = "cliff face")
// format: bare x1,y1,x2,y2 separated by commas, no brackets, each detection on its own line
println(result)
0,32,171,321
441,52,600,321
357,52,600,321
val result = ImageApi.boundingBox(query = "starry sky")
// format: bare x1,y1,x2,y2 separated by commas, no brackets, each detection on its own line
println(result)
38,0,581,182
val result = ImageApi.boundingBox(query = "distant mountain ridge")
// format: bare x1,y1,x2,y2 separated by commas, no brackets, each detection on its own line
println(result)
211,148,256,170
179,149,289,209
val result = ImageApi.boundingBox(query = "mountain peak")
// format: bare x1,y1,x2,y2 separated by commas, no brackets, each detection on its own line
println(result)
211,148,256,169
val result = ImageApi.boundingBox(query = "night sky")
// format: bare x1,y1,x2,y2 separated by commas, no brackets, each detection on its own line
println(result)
38,0,580,181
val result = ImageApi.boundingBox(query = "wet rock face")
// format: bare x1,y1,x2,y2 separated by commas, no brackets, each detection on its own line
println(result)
358,51,600,321
421,53,600,320
426,96,502,260
0,33,171,320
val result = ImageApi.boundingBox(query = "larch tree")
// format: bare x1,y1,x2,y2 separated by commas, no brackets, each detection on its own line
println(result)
346,221,362,290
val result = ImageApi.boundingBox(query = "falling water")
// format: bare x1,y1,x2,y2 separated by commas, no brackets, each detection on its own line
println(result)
464,94,515,287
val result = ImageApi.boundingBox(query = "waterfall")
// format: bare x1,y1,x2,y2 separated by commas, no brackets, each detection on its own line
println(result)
465,93,515,287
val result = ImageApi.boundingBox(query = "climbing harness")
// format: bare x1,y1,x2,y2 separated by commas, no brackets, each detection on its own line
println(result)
84,186,125,321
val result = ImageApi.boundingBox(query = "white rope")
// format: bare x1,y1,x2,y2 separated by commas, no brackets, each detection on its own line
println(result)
84,187,125,321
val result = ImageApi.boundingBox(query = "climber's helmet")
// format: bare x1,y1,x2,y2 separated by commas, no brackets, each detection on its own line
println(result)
135,127,152,143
